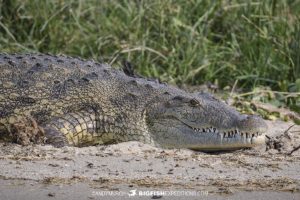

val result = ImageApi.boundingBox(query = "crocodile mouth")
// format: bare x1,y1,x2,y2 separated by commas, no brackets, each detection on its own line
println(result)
175,118,266,150
190,126,264,140
174,115,264,139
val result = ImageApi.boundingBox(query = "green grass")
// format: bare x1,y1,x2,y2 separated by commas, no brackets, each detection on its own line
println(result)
0,0,299,93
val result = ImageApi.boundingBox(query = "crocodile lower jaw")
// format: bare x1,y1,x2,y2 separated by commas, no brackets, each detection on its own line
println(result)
187,135,266,152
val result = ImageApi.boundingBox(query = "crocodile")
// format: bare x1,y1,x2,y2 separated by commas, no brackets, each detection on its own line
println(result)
0,53,267,151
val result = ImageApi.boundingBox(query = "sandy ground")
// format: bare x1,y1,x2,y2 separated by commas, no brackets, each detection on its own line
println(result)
0,120,299,200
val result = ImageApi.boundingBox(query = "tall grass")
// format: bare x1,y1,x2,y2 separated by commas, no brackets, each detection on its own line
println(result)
0,0,299,92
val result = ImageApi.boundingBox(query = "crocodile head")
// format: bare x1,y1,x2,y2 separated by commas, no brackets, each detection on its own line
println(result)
146,92,267,151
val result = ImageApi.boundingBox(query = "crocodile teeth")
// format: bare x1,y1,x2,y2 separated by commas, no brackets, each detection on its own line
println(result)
220,130,262,139
193,128,203,132
192,127,262,138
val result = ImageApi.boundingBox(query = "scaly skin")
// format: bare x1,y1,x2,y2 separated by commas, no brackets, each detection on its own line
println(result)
0,53,267,151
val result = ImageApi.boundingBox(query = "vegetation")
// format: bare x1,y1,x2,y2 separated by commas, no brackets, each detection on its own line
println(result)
0,0,299,114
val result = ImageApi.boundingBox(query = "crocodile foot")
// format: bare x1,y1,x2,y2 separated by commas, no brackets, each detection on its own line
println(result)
10,117,45,145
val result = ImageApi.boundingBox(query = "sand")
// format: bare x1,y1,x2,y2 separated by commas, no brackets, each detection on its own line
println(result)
0,120,299,200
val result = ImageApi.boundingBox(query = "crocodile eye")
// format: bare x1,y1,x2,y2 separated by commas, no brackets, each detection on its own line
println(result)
172,95,184,101
189,98,200,106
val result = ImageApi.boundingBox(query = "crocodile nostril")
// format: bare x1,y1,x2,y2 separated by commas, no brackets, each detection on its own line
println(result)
237,114,268,134
239,114,249,121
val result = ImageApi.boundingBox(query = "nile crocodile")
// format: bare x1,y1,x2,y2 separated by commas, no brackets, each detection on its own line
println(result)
0,53,267,151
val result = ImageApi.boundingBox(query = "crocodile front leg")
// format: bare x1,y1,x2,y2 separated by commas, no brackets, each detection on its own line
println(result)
44,108,119,147
1,108,126,147
0,116,45,145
